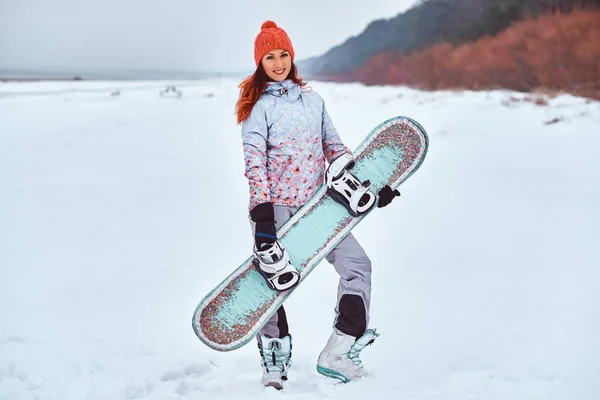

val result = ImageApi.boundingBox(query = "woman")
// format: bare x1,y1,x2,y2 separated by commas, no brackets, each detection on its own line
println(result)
236,20,400,389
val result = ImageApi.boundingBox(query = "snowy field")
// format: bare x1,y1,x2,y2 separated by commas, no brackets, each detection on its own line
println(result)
1,78,599,399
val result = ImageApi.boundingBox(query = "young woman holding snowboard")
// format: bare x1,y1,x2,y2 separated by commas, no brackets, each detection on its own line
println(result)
235,20,400,389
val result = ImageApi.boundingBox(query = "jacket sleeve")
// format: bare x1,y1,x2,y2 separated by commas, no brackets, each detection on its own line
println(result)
241,101,271,210
321,102,351,163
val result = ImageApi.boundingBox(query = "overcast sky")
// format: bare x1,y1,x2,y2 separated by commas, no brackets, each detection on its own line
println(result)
0,0,414,73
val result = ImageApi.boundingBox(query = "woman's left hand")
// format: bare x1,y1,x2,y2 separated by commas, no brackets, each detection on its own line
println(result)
377,185,401,208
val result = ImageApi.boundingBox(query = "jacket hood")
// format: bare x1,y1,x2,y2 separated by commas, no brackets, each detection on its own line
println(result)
265,79,301,101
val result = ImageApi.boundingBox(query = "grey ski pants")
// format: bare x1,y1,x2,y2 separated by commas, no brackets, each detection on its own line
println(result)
251,205,372,340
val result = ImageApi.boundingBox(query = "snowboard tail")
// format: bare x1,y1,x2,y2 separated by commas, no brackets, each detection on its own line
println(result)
193,116,428,351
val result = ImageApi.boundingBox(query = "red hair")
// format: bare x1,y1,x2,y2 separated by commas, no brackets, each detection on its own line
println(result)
235,63,305,124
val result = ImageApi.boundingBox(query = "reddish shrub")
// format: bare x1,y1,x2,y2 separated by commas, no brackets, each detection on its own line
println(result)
348,10,600,99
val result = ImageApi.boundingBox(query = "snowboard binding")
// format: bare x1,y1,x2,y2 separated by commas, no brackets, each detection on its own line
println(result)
253,240,300,291
326,153,376,217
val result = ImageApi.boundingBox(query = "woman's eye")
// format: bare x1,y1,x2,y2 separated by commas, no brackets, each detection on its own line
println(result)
282,53,289,58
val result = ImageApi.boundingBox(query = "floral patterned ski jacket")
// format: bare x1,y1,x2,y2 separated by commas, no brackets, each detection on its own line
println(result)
241,79,350,211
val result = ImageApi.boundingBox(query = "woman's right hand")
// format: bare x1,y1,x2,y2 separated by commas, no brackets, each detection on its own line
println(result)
250,202,277,249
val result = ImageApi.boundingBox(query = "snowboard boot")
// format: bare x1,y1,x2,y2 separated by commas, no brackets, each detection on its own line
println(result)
258,334,292,390
316,328,379,383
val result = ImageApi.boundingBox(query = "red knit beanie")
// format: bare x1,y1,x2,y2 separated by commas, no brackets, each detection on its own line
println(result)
254,21,295,67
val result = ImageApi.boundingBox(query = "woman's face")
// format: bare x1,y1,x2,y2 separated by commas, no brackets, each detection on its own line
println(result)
261,49,292,82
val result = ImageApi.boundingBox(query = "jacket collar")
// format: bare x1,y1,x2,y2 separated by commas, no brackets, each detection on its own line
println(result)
265,79,301,100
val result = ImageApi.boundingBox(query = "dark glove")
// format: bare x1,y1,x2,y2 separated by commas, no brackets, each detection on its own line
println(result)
377,185,401,208
250,202,277,248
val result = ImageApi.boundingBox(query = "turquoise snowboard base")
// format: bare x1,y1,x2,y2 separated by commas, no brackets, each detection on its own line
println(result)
192,116,429,351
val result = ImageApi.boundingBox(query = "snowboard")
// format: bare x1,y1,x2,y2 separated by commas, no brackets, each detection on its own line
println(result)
192,116,429,351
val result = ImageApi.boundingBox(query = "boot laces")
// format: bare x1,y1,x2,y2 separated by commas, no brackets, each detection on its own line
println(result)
260,340,291,373
347,329,379,369
347,341,367,369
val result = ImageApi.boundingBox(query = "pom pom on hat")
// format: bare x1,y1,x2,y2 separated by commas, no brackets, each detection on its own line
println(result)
261,20,278,30
254,20,295,67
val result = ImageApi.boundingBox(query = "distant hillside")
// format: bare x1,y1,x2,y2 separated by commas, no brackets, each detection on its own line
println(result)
298,0,600,76
351,10,600,99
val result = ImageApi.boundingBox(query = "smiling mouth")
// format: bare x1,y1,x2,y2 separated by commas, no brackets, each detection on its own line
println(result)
273,69,286,75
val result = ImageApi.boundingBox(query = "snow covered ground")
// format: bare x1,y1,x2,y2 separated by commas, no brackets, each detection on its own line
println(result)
1,78,599,399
